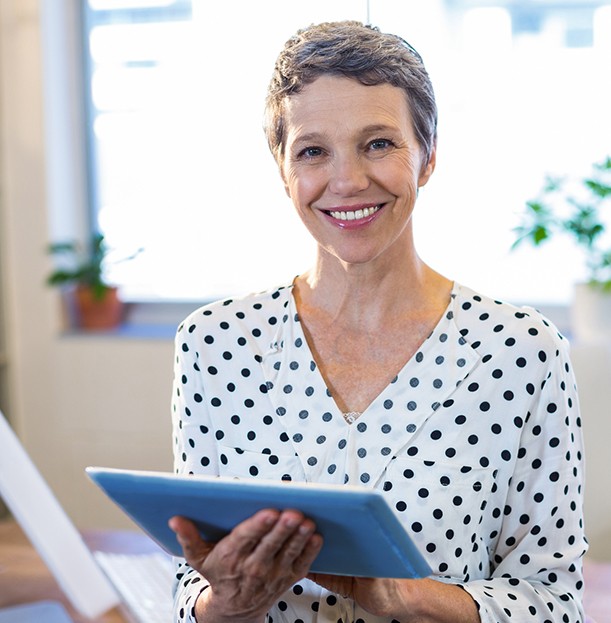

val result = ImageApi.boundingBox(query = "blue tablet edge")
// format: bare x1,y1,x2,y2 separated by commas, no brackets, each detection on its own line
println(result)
87,467,432,579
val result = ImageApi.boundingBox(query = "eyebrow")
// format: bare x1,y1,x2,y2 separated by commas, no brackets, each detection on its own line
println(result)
292,124,402,145
360,124,402,135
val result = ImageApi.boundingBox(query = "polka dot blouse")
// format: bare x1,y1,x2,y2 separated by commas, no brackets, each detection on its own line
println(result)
171,282,587,623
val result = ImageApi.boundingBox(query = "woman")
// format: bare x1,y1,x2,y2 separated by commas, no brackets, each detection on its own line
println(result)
169,21,587,623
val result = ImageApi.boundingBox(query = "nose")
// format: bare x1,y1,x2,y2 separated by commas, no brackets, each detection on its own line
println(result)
328,152,370,196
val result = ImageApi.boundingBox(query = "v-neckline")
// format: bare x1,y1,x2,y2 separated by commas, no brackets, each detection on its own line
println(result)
258,282,481,485
287,282,459,425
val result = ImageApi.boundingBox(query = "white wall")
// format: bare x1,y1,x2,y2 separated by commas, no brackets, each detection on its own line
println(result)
571,344,611,562
0,0,174,531
0,0,610,561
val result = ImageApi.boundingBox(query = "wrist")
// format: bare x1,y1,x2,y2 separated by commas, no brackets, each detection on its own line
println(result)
407,579,479,623
194,587,266,623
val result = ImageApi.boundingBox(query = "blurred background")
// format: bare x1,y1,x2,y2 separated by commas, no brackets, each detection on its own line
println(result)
1,0,610,560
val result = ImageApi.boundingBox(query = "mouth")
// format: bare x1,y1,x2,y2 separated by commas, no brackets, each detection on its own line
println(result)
324,204,383,222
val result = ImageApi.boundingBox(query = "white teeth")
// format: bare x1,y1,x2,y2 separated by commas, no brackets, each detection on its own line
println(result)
329,205,380,221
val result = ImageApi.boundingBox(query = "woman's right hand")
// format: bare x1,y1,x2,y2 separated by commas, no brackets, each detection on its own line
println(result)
169,509,323,623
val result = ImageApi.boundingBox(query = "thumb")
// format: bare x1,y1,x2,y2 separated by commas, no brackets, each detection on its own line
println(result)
169,516,216,570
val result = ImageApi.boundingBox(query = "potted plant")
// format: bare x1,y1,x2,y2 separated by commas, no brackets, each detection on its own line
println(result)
511,155,611,340
46,233,131,330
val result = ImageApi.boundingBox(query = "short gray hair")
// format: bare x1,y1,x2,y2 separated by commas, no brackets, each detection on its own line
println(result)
264,21,438,166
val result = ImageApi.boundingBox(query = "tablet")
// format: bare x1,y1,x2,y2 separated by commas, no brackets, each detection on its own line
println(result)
86,467,431,579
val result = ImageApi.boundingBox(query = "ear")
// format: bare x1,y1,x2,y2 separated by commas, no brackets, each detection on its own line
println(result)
418,143,437,188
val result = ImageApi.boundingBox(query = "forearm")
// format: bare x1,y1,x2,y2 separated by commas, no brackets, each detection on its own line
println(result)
311,575,480,622
402,579,480,623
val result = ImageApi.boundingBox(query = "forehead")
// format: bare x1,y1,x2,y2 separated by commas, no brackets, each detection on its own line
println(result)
283,75,413,139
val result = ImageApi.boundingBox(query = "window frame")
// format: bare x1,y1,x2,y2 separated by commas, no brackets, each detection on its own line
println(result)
44,0,611,336
80,0,193,234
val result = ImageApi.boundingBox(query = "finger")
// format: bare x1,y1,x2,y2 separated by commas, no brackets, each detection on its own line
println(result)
252,510,310,559
290,531,323,576
224,508,282,556
168,516,215,569
278,515,316,564
241,511,321,582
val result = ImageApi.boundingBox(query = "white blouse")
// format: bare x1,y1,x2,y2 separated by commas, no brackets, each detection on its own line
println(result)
170,282,587,623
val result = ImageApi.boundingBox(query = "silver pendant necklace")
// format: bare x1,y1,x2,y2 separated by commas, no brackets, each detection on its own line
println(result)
343,411,361,424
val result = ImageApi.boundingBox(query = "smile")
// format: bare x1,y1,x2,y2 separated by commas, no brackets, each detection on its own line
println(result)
327,205,382,221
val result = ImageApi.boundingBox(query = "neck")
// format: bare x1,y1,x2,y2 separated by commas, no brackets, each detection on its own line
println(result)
294,250,453,332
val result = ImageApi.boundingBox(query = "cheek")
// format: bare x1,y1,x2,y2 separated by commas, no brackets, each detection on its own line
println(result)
282,168,299,200
375,158,420,196
284,166,323,205
401,155,426,193
397,149,424,179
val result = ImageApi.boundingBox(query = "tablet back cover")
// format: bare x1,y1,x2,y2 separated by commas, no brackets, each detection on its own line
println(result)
87,467,431,579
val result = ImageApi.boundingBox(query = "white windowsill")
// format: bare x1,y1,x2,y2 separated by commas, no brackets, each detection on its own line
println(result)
60,299,573,343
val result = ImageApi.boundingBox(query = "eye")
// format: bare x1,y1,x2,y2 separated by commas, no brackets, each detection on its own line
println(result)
368,138,394,151
297,146,324,159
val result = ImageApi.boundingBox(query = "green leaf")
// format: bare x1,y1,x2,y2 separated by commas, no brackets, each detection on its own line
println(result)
532,225,549,245
585,179,611,198
593,156,611,172
47,241,79,255
46,270,81,285
543,175,563,193
526,200,546,214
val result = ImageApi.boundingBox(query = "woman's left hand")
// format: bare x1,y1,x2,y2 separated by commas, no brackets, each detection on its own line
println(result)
307,573,480,623
307,573,404,618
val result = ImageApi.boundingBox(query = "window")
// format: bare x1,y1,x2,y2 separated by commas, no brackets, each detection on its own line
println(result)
79,0,611,304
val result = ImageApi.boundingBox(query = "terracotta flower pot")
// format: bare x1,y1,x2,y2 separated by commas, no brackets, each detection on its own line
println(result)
74,285,124,330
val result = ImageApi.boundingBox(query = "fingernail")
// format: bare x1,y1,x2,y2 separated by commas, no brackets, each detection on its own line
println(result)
282,514,299,528
263,512,278,526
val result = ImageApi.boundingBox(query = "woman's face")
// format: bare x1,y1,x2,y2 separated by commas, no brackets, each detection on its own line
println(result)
280,74,436,268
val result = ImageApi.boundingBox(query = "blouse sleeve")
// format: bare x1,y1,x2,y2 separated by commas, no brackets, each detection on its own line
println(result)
170,314,275,623
170,320,215,623
460,336,588,622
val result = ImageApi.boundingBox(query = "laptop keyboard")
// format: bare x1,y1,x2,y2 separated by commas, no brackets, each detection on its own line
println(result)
93,550,174,623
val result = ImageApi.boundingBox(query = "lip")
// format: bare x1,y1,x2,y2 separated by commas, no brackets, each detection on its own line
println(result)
320,203,385,229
